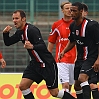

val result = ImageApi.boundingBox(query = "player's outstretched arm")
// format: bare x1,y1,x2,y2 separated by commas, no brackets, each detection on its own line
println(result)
3,25,12,33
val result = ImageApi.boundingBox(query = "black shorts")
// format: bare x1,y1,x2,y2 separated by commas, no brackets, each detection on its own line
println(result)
74,59,97,83
22,60,58,89
74,60,83,80
88,72,98,84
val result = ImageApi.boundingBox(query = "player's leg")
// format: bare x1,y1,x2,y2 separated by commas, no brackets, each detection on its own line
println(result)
90,83,99,99
74,60,83,99
89,72,99,99
19,78,34,99
19,61,43,99
48,88,76,99
19,62,35,99
79,59,99,99
69,64,75,92
74,80,83,99
45,61,76,99
79,74,91,99
57,63,74,92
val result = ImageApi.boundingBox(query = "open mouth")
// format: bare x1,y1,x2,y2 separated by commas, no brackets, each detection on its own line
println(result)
14,23,17,27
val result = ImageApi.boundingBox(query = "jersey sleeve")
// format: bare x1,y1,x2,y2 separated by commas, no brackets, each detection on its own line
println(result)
0,52,3,59
89,22,99,44
48,23,58,44
28,27,47,50
68,24,75,42
3,30,23,46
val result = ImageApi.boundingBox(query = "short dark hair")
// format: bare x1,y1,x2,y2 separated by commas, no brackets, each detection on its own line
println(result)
72,2,83,11
13,10,26,18
82,3,88,12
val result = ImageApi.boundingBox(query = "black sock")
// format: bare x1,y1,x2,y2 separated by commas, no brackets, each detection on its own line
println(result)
24,92,35,99
76,93,83,99
82,85,91,99
76,90,83,99
62,91,76,99
92,88,99,99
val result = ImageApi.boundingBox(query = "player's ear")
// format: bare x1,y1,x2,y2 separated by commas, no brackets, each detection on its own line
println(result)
22,17,26,22
80,9,83,14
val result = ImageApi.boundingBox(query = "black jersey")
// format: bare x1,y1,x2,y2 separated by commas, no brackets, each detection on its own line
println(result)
3,23,55,67
69,18,99,61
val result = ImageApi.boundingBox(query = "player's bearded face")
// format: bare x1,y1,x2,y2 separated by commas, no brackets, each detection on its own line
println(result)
12,12,23,29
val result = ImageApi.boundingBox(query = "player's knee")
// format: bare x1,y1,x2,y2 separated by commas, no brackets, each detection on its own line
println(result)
19,83,27,91
50,92,58,97
51,93,58,97
74,84,82,91
49,88,59,97
78,74,88,82
62,82,69,89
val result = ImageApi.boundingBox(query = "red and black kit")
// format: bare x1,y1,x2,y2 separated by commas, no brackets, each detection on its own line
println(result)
69,18,99,83
3,23,58,89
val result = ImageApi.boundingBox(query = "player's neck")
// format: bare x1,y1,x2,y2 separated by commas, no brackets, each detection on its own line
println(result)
20,22,27,30
63,16,72,21
75,17,84,26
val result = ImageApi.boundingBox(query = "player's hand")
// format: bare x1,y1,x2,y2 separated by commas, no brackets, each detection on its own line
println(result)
3,25,12,33
24,40,34,49
58,51,65,62
92,59,99,72
0,58,6,68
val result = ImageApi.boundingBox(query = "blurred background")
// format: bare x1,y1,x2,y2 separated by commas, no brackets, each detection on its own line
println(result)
0,0,99,72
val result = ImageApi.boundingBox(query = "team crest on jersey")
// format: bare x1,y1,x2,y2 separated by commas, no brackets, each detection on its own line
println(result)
76,30,79,35
50,29,52,34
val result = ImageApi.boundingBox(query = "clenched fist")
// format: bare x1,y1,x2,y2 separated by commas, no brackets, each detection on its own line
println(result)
3,25,12,33
24,40,34,49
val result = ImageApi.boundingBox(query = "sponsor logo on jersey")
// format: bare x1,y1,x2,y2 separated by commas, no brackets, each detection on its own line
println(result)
76,40,84,45
66,27,69,29
60,38,68,41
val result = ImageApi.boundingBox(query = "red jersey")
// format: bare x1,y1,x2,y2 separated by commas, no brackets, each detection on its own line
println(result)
48,18,76,63
0,52,3,59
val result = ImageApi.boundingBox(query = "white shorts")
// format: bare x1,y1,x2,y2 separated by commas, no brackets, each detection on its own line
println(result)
57,62,74,85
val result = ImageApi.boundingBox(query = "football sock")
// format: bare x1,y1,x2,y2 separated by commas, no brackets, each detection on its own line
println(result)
76,90,83,99
92,88,99,99
57,89,65,98
22,88,35,99
57,89,76,99
80,81,91,99
62,91,76,99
